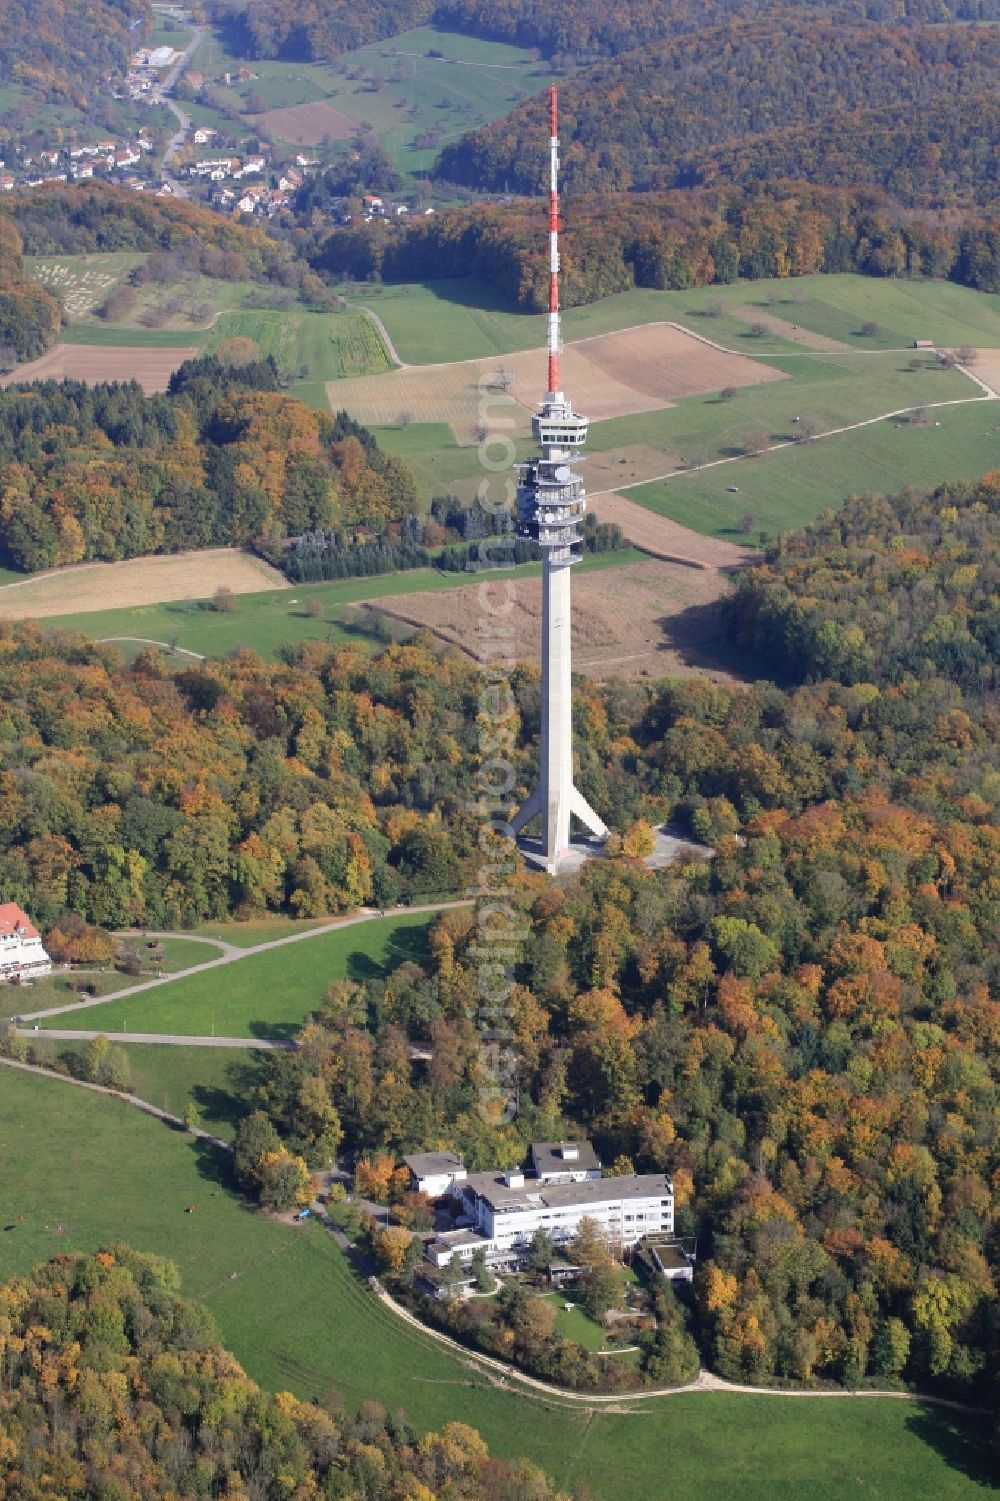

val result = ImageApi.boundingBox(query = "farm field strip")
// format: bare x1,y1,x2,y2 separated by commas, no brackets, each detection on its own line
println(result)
364,557,748,683
31,551,641,657
358,274,1000,367
0,548,286,621
0,341,197,395
328,323,785,440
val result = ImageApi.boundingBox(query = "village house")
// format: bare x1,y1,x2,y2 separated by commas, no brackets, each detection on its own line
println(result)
0,903,52,982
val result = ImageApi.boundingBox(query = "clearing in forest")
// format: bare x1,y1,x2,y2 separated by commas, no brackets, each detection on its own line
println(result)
330,323,783,442
0,343,196,395
0,549,286,621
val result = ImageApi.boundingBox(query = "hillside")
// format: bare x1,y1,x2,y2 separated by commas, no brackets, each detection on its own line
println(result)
228,0,1000,63
313,186,1000,311
0,1246,570,1501
0,0,152,110
436,20,1000,208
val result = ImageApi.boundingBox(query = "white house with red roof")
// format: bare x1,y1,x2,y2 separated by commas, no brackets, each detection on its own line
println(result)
0,903,52,981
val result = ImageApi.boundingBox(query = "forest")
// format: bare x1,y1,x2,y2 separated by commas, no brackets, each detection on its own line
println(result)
1,185,285,272
218,0,1000,64
435,21,1000,210
311,184,1000,308
0,219,61,365
0,1246,568,1500
0,357,417,572
0,0,151,111
218,471,1000,1402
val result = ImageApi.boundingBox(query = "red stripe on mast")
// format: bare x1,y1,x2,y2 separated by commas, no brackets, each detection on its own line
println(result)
547,83,560,396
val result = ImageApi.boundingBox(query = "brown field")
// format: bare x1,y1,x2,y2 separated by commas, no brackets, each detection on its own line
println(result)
329,364,536,445
366,557,747,682
0,549,286,621
585,444,677,489
971,349,1000,397
256,100,358,144
587,492,755,570
731,308,847,350
0,343,196,395
330,323,783,441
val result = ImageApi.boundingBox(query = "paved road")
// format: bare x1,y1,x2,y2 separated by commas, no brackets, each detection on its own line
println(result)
27,1029,293,1049
17,901,472,1024
153,20,205,195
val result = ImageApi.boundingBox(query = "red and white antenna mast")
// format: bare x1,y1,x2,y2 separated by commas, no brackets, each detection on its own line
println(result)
547,84,561,399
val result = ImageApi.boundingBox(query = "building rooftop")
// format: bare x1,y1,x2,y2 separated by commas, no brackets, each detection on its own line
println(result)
0,903,39,940
404,1151,466,1177
531,1140,601,1176
463,1171,673,1214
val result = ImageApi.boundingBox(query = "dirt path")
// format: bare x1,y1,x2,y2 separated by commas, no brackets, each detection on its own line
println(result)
0,1054,230,1147
615,384,998,498
16,900,473,1023
98,636,206,659
349,302,407,368
731,307,848,350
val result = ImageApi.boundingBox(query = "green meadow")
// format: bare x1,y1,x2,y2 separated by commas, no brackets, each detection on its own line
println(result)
354,273,1000,366
0,1069,994,1501
189,23,554,181
630,399,1000,541
38,911,437,1038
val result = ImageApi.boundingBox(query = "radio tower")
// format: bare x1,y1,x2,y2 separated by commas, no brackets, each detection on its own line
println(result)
510,86,608,871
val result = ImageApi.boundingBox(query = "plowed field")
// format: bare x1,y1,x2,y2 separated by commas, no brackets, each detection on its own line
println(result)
0,343,196,394
329,323,784,441
256,100,358,144
365,557,746,681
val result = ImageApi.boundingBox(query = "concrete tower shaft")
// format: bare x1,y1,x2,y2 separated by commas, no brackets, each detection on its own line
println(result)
510,85,608,869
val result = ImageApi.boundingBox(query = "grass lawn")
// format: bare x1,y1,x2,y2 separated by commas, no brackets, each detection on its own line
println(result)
40,550,642,658
546,1292,610,1352
191,916,331,947
0,970,131,1021
628,399,1000,542
49,1040,257,1139
149,935,231,972
39,911,436,1039
1,1068,995,1499
355,274,1000,367
373,349,981,508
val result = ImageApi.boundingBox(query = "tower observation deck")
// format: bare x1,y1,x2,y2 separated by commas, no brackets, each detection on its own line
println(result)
509,86,608,870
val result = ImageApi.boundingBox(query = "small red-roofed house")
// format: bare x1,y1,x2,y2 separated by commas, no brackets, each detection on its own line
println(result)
0,903,52,981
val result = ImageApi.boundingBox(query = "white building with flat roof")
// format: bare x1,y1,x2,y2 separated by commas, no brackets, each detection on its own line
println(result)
428,1166,674,1269
403,1150,468,1199
0,903,51,981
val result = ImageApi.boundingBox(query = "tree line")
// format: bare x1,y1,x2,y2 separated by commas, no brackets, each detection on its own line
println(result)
0,217,61,365
311,184,1000,307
